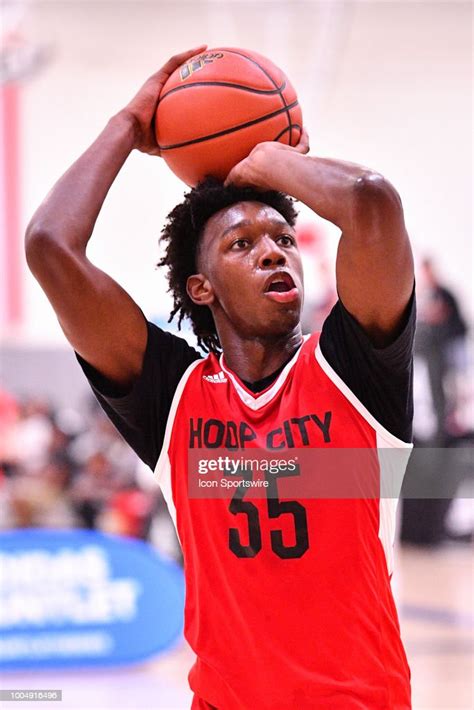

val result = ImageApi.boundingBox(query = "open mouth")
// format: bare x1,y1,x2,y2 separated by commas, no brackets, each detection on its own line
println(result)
264,272,296,293
263,272,299,304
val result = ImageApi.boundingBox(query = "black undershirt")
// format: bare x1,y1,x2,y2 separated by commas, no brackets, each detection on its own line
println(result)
76,292,416,470
242,355,294,393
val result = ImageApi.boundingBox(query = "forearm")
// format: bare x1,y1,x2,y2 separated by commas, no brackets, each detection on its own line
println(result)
25,111,137,256
258,150,377,232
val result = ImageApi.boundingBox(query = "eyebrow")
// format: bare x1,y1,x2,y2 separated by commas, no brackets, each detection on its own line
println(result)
220,218,290,239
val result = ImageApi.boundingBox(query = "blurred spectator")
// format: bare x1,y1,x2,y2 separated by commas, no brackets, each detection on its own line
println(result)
8,398,54,472
99,486,155,540
402,258,472,546
4,459,78,529
0,395,177,558
415,258,468,440
71,451,126,529
70,408,138,476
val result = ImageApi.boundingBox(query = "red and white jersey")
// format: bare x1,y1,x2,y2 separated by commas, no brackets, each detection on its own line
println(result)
155,333,412,709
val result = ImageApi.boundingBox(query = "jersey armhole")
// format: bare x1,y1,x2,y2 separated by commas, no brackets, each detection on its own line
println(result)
315,342,413,450
154,357,204,482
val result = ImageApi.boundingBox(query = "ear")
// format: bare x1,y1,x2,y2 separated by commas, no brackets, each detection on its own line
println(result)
186,273,215,307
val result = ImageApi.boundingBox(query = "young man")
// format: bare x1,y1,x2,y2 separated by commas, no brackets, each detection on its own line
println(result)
26,47,415,710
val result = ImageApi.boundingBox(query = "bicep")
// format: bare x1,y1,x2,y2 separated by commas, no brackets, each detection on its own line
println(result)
335,175,414,346
26,236,147,387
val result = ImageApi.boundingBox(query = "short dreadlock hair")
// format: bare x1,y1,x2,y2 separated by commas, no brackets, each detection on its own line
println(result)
158,176,298,353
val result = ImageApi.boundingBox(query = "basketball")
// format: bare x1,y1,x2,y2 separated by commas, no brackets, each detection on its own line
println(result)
155,47,303,186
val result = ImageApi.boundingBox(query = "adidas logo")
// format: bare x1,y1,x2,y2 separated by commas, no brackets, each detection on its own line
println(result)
203,371,228,384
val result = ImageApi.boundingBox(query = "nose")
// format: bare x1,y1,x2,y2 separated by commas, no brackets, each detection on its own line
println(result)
257,237,286,269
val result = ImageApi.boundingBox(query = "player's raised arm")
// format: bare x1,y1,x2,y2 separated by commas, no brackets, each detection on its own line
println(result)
25,46,207,389
225,135,414,347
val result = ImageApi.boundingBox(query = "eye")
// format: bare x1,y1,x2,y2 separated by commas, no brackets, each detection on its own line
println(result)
277,234,296,247
231,238,250,250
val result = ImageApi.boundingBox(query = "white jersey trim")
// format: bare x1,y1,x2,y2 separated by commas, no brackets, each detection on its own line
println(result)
219,334,311,411
376,432,412,576
315,341,413,576
154,357,204,532
315,342,413,449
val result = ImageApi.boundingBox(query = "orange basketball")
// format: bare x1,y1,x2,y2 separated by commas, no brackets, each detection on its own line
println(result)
155,47,303,186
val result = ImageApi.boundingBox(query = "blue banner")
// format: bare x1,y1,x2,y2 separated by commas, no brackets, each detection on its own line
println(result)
0,529,185,668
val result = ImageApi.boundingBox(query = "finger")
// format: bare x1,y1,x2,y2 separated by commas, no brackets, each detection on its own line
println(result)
223,171,236,188
224,165,243,188
295,127,310,154
140,45,209,99
225,172,256,190
160,45,208,76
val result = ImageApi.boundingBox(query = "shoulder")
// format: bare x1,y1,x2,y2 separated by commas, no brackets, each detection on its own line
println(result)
320,291,416,373
77,320,202,398
146,320,202,362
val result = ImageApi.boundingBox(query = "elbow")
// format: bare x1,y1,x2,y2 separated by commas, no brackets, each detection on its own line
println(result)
352,171,404,214
25,223,51,248
25,225,62,273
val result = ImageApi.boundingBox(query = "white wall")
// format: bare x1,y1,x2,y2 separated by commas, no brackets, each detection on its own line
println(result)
12,0,472,344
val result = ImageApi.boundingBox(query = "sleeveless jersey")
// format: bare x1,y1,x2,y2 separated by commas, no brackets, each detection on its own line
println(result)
155,333,412,709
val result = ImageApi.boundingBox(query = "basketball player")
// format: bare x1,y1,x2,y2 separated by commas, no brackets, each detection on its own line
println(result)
26,48,415,709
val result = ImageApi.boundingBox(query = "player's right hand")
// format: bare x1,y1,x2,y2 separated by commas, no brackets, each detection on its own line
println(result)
120,45,207,156
224,128,310,190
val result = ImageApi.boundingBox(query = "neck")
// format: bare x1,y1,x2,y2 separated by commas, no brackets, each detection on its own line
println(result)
219,326,304,382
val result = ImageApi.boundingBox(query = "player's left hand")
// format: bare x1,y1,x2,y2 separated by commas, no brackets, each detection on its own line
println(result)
224,128,310,190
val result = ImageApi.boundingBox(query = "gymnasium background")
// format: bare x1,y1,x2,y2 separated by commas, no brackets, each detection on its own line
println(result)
0,1,472,709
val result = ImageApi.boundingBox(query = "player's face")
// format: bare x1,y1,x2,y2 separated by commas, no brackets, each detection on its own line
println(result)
196,201,304,338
